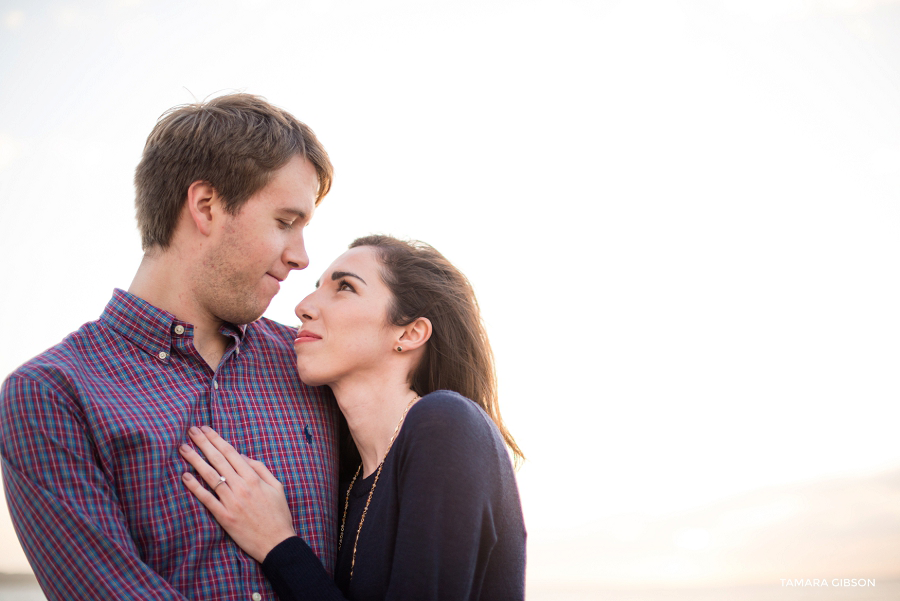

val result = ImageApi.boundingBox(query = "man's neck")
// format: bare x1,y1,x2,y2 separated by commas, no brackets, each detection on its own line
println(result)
128,250,229,370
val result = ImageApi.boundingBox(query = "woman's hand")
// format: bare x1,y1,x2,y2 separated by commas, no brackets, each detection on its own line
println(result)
179,426,297,563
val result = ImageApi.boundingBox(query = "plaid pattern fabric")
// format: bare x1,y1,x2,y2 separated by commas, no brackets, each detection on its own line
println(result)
0,289,339,600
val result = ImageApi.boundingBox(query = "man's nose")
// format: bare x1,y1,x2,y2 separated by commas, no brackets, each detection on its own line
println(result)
285,234,310,271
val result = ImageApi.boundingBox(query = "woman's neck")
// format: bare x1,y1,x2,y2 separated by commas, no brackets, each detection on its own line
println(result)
331,376,420,478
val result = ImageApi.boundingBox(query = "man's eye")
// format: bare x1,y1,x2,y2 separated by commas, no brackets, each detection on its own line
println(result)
278,220,293,229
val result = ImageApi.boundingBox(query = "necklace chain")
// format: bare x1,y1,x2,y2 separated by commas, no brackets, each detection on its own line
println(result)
338,394,420,583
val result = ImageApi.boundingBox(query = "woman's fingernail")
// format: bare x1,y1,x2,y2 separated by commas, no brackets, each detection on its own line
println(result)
180,444,191,453
182,472,192,481
201,425,212,433
189,426,200,435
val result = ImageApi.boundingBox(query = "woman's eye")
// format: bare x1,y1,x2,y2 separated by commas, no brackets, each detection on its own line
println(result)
338,280,355,292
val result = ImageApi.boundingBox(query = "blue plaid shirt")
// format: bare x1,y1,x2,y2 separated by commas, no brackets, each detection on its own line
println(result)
0,289,339,600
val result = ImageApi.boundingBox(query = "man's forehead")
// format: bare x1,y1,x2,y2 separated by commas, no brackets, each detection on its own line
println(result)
250,155,319,210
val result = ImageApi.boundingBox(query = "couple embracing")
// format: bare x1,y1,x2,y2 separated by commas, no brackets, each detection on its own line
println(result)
0,94,525,600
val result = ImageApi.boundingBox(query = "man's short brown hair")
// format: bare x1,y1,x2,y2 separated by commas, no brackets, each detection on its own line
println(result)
134,93,333,250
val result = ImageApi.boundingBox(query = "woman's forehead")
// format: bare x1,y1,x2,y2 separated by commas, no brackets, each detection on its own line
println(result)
318,246,381,283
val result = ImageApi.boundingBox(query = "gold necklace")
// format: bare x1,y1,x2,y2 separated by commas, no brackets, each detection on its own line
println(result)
338,394,420,582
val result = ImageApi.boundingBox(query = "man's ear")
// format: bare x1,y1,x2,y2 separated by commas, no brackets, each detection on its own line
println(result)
397,317,432,351
185,180,218,237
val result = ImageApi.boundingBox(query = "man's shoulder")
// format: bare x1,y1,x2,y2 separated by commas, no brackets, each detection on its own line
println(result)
3,319,106,395
247,317,296,348
243,318,335,414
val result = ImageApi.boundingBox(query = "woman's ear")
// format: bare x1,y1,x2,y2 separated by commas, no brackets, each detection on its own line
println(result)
397,317,432,352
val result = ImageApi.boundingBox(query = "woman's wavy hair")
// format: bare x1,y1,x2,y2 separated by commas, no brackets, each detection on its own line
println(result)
350,235,524,465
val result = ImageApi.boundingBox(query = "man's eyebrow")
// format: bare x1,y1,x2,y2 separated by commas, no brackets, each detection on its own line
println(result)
279,208,309,220
314,271,367,288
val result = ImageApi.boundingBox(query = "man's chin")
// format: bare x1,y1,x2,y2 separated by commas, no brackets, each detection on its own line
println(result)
218,303,269,326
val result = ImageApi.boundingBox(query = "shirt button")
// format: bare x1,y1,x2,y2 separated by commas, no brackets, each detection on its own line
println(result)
158,351,168,360
213,380,219,390
174,325,185,335
252,593,262,601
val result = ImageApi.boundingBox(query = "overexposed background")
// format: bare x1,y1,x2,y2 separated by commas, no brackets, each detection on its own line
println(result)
1,0,899,597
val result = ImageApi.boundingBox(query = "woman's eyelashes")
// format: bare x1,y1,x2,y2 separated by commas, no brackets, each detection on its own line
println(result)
337,279,356,293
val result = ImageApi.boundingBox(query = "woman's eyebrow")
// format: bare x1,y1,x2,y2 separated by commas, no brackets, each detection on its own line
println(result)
315,271,367,288
331,271,367,285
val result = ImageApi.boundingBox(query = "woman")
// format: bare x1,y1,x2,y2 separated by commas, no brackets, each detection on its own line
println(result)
179,235,525,600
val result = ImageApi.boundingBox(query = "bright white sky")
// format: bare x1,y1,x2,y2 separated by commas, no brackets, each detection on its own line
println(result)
1,0,899,587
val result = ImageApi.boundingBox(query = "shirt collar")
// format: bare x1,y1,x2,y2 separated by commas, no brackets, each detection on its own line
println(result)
100,289,247,357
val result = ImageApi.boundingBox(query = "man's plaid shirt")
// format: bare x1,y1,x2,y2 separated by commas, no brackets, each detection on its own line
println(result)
0,289,339,600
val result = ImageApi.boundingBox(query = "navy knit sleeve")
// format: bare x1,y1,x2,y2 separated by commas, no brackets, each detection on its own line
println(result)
262,536,347,601
384,391,525,600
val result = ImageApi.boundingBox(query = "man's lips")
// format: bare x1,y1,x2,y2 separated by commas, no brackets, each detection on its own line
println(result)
266,273,285,293
294,330,322,344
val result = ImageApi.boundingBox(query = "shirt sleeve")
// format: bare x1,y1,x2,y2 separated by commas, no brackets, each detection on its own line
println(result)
262,536,347,601
384,397,524,601
0,374,190,600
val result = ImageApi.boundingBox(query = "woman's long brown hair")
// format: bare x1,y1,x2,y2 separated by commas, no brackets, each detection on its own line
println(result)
350,235,524,466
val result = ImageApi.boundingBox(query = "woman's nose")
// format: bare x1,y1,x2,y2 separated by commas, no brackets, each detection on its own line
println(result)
294,294,317,321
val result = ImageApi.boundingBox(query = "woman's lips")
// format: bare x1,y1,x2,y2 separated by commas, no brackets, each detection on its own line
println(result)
294,330,322,344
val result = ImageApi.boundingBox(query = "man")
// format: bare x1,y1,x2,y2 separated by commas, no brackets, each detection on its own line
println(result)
0,93,338,600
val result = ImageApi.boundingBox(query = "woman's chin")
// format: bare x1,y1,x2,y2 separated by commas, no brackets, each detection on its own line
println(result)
296,366,326,387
